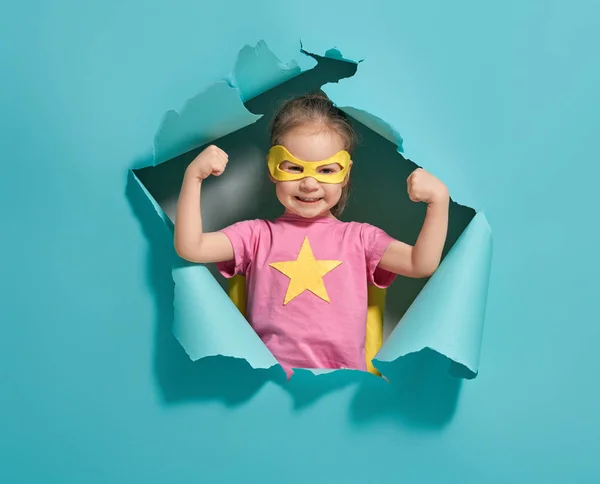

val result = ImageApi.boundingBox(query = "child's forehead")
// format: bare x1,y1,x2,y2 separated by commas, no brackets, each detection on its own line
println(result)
280,128,346,162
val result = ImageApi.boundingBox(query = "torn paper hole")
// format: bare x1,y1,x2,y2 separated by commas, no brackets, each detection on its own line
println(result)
131,40,492,383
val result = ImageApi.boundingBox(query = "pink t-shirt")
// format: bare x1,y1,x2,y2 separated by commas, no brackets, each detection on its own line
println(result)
216,213,396,372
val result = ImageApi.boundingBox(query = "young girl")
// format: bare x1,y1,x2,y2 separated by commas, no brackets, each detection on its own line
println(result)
174,93,449,374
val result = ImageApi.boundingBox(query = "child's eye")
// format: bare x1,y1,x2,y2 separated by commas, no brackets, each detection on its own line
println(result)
318,165,341,174
281,162,303,173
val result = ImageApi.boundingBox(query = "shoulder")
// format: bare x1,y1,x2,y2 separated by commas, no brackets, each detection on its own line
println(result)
223,218,268,231
357,221,387,234
342,221,394,253
220,218,271,243
340,220,386,237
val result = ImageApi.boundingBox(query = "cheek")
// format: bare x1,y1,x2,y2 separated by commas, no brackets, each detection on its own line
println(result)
323,184,343,199
276,181,298,197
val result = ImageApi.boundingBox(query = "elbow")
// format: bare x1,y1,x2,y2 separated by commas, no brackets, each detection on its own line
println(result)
174,239,203,263
409,250,439,278
173,237,186,259
174,242,190,261
420,268,437,278
412,262,439,279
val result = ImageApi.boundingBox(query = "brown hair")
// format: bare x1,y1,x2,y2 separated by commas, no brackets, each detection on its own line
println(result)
269,91,357,217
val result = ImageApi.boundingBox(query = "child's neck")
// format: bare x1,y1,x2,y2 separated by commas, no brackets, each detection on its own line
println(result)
281,210,337,221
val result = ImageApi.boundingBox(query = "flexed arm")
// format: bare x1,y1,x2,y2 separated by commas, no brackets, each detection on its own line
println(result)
174,145,234,263
379,168,450,278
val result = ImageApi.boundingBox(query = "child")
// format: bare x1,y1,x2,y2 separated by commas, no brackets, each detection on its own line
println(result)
174,93,449,374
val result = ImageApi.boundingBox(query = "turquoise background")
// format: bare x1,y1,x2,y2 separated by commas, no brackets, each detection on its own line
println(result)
2,0,599,482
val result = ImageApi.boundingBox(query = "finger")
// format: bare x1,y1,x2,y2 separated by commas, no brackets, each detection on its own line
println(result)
213,161,226,174
409,189,421,202
217,151,229,164
213,156,227,169
207,145,227,162
409,168,423,181
215,146,229,159
407,170,420,185
408,177,418,193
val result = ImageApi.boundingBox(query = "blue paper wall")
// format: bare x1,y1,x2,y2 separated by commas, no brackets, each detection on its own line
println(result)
2,0,599,482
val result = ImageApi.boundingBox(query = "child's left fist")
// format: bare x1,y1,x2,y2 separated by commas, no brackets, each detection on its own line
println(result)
407,168,449,205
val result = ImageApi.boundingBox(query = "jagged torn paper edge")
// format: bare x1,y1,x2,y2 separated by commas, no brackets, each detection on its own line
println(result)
131,39,493,382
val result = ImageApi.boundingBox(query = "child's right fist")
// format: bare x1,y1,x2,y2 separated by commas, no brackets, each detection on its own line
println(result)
186,145,229,180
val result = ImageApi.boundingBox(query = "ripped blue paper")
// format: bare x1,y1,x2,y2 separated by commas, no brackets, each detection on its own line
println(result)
134,41,318,370
230,40,309,102
300,38,367,65
304,45,404,151
341,106,404,152
374,212,493,379
132,39,493,381
153,81,262,166
309,43,493,378
172,263,279,368
130,171,278,368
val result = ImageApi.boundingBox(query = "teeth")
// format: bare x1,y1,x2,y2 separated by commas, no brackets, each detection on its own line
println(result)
297,197,320,202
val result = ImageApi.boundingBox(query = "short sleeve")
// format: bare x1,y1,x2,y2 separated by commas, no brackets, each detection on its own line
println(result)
215,219,260,278
361,223,397,288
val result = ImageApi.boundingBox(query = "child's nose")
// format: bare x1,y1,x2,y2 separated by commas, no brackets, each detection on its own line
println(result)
300,177,320,190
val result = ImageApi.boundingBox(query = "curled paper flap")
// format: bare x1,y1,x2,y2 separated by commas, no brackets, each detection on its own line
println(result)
130,170,174,235
130,172,279,369
374,212,493,378
172,263,279,368
339,106,404,152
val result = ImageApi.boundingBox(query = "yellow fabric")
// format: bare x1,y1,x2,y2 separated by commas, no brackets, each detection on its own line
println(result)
227,274,385,375
365,285,386,375
269,237,342,304
228,275,247,318
267,145,351,184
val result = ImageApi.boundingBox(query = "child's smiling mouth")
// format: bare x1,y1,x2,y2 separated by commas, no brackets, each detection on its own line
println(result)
295,196,323,204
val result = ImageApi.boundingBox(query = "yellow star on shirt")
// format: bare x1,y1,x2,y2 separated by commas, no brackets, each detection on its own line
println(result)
269,237,342,305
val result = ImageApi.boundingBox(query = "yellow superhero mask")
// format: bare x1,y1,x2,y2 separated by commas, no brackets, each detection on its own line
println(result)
267,145,351,184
